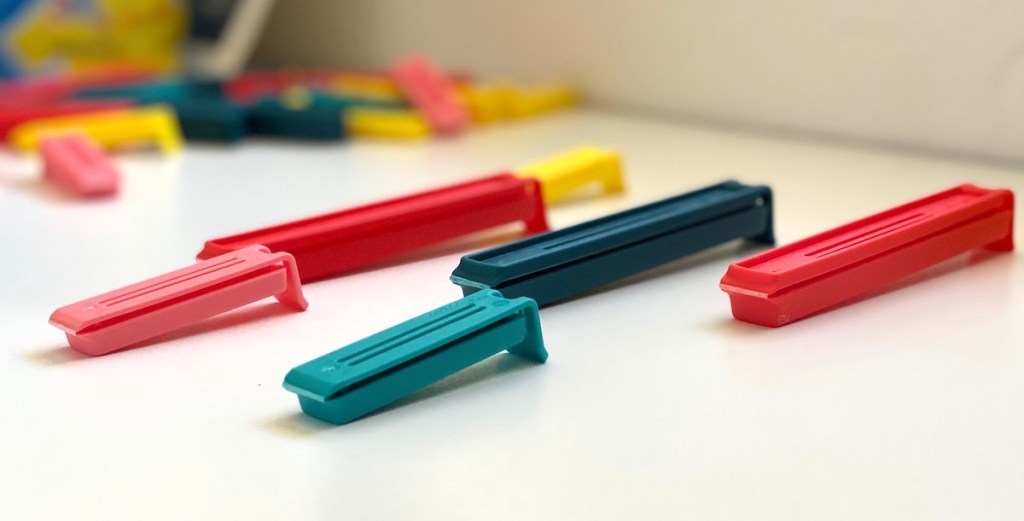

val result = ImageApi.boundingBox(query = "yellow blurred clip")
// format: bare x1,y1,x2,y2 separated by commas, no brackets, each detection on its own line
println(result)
456,84,508,124
458,82,577,123
10,105,183,155
504,83,576,119
344,108,431,140
517,146,625,205
327,74,403,102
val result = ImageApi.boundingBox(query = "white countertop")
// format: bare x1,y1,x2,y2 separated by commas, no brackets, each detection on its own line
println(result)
2,109,1022,520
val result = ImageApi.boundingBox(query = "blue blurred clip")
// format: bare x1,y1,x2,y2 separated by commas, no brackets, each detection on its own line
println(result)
451,180,775,307
283,290,547,425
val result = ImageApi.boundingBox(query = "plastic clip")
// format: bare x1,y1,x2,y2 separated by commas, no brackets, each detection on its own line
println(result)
390,56,468,135
169,97,248,142
0,99,133,140
74,79,248,142
344,108,431,140
198,174,549,281
503,83,576,118
40,134,120,197
327,72,403,100
517,146,625,205
452,180,774,307
72,79,219,103
720,184,1014,327
0,70,153,103
283,290,547,425
246,98,347,140
10,106,183,154
49,245,308,356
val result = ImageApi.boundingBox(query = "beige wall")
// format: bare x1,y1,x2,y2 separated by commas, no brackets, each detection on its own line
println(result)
253,0,1024,163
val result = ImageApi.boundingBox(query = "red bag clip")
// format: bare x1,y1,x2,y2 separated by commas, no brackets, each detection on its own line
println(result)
0,99,132,139
197,174,549,282
720,184,1014,327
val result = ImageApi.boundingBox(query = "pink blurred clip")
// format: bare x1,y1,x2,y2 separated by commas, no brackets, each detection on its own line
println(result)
391,56,469,135
49,245,309,356
41,134,121,197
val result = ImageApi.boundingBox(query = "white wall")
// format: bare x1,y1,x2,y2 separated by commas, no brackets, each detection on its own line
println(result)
252,0,1024,163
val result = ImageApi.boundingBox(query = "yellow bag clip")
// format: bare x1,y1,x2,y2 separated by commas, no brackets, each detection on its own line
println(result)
504,83,576,119
10,105,183,155
517,146,625,205
344,108,431,140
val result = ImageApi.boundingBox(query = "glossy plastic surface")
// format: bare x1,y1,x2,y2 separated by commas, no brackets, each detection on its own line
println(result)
40,134,120,197
49,245,307,356
390,56,468,135
720,184,1015,327
9,105,184,154
452,180,775,307
517,145,625,205
198,173,549,282
283,290,547,425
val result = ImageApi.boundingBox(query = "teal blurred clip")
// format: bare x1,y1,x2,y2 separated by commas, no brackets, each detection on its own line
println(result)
75,79,248,142
246,90,403,140
74,79,224,102
246,98,348,140
283,290,548,425
169,97,248,142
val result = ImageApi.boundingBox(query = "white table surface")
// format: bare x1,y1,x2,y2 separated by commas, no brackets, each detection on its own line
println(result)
1,109,1022,521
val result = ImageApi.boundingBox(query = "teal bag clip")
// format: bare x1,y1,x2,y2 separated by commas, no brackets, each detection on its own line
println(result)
283,290,547,425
